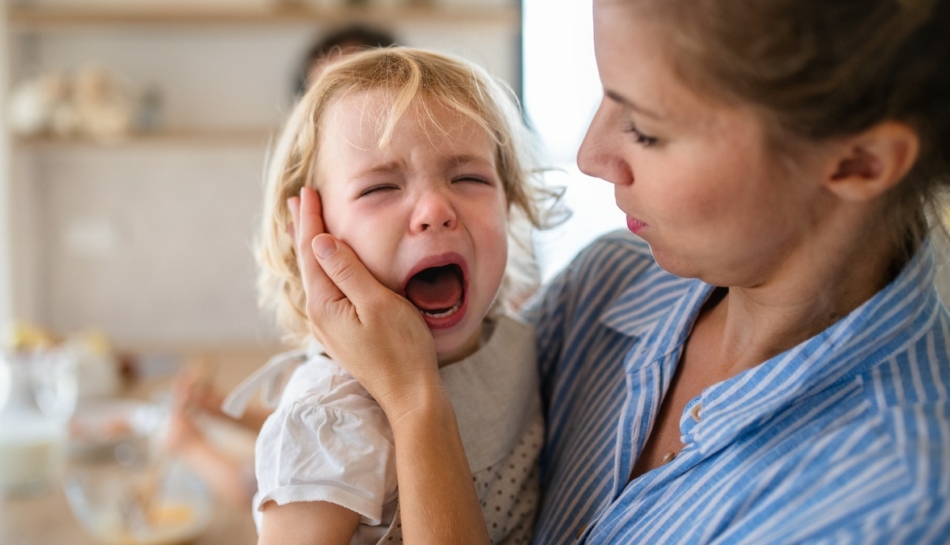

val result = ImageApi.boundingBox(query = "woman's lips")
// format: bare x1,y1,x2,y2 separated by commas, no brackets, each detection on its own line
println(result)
627,216,647,234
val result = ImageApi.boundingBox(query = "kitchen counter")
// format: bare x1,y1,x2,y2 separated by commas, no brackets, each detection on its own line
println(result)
0,483,258,545
0,345,281,545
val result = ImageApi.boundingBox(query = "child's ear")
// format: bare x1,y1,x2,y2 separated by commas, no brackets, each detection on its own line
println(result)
824,121,920,202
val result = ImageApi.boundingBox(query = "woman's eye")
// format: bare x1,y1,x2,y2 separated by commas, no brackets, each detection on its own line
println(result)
623,123,659,147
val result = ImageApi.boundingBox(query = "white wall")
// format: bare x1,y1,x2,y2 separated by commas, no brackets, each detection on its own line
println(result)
522,0,626,282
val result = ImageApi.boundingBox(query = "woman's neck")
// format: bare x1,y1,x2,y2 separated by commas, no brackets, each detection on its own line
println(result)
700,215,905,378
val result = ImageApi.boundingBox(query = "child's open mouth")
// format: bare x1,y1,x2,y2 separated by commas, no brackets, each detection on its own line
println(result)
404,263,467,328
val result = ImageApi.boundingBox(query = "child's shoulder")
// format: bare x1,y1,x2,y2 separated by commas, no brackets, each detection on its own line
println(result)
277,352,359,406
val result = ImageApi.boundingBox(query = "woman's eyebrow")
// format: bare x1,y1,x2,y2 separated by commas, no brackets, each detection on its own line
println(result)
605,89,665,120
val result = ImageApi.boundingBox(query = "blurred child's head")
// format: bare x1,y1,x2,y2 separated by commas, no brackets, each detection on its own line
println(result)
296,24,398,95
260,47,557,360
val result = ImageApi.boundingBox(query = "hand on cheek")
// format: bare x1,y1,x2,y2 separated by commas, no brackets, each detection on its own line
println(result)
288,187,441,419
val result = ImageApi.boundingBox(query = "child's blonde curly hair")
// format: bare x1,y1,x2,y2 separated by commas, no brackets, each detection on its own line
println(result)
258,47,561,345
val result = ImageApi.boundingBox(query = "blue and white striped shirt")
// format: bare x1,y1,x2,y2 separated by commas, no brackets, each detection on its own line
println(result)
524,230,950,544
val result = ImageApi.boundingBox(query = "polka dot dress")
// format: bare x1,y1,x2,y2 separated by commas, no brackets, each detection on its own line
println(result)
377,416,543,544
377,315,544,544
473,416,543,544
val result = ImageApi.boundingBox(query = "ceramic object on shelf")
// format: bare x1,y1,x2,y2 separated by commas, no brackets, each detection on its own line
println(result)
32,0,279,9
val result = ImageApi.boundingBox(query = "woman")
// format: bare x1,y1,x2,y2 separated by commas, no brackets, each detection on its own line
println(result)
288,0,950,541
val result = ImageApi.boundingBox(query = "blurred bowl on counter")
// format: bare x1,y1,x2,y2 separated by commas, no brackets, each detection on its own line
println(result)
68,399,159,460
64,398,213,544
63,451,212,545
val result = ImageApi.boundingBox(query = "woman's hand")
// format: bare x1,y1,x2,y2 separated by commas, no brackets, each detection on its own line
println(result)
287,187,441,422
288,187,490,543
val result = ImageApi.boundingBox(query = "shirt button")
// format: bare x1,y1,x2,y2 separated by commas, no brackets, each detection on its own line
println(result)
576,524,587,540
690,403,703,422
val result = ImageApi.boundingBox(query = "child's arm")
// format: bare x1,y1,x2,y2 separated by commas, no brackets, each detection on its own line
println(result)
388,390,490,542
258,501,360,545
172,363,272,432
163,406,255,509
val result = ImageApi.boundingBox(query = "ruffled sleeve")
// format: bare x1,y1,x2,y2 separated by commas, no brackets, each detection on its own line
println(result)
252,358,397,526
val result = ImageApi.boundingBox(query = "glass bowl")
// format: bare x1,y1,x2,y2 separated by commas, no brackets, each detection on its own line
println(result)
63,400,213,545
63,457,213,545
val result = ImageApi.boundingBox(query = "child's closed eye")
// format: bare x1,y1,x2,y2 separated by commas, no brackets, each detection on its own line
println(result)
359,184,400,197
452,175,493,186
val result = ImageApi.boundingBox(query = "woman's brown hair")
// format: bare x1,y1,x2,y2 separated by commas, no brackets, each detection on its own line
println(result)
642,0,950,261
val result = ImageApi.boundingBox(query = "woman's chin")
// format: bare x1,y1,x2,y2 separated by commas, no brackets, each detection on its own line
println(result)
651,255,694,279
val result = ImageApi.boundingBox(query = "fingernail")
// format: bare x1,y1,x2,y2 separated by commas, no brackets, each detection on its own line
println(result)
313,235,336,259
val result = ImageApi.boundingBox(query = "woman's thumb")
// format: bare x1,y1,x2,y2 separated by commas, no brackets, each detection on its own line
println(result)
312,233,338,260
311,234,377,307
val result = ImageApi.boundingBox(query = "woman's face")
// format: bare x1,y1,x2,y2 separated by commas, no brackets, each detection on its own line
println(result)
579,0,835,288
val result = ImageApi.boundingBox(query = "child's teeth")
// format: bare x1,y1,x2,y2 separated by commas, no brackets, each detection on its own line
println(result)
420,299,462,318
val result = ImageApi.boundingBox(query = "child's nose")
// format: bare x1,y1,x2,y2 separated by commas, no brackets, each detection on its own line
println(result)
411,191,457,233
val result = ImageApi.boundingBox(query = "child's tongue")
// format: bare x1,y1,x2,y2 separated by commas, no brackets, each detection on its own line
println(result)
405,265,463,312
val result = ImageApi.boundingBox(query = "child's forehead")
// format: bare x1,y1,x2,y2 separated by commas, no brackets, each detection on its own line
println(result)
325,88,478,131
312,89,502,189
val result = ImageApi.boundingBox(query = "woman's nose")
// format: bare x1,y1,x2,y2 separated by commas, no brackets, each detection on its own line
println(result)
578,98,633,187
410,190,457,233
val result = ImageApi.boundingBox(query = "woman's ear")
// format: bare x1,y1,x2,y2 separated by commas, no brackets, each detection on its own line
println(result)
825,121,920,201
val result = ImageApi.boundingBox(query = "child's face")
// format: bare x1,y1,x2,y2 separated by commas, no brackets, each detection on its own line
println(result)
315,90,509,364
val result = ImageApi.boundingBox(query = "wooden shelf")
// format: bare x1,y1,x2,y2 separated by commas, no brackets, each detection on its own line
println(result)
12,128,277,149
7,3,520,29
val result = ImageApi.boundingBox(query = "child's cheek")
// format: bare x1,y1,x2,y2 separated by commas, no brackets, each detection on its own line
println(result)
337,221,399,294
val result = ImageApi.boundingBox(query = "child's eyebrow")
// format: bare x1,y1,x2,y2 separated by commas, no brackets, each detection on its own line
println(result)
446,154,494,168
354,160,402,177
349,154,495,180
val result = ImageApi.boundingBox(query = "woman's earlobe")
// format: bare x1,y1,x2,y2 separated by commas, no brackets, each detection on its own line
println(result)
826,121,920,202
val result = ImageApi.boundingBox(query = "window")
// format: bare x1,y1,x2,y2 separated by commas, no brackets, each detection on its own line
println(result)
523,0,627,281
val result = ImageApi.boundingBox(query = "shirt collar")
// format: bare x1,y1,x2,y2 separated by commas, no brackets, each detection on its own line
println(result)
697,240,942,452
600,261,710,343
600,239,942,454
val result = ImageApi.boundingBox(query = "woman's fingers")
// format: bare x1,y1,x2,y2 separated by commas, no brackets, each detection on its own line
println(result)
291,187,344,312
290,186,438,415
309,232,439,415
310,234,387,314
286,196,298,242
